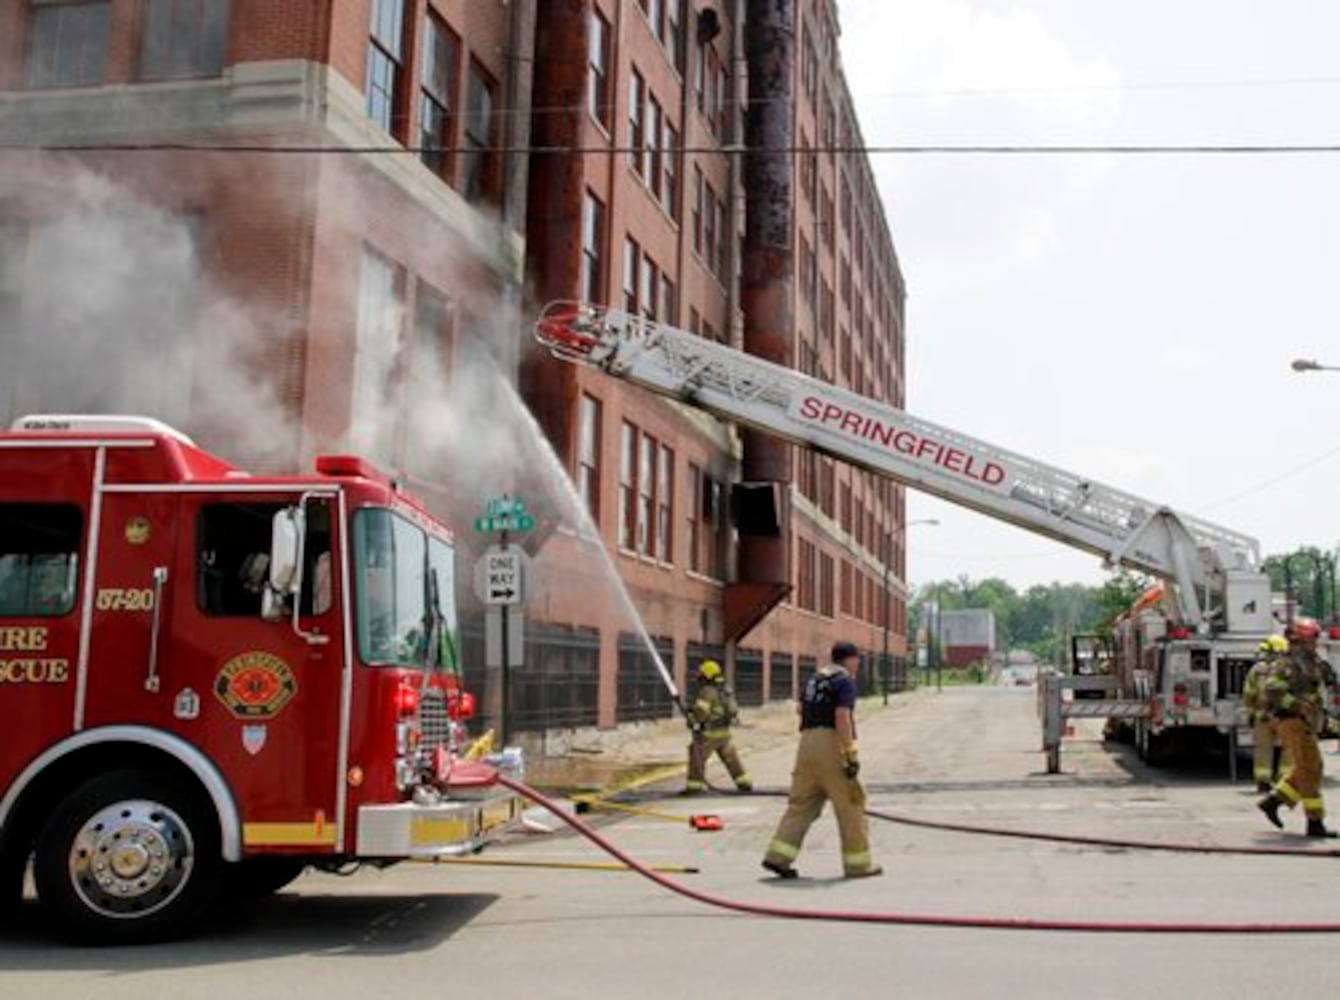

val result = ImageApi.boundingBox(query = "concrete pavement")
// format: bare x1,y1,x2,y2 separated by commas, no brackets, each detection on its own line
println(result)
3,686,1338,999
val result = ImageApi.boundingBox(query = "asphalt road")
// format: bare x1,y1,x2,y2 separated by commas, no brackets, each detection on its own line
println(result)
3,686,1339,999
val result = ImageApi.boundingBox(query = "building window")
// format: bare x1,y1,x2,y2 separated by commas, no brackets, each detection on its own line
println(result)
0,504,82,617
819,552,834,618
638,433,655,556
666,0,684,70
628,69,646,175
639,253,657,322
693,37,706,113
619,422,637,551
797,539,815,611
687,463,702,574
353,247,404,460
646,94,663,199
706,475,726,579
580,190,606,304
660,274,675,326
622,237,639,313
406,282,452,478
461,61,498,201
418,13,457,177
587,9,611,128
662,122,679,218
366,0,406,134
140,0,229,80
702,181,717,272
577,394,602,522
713,191,728,280
647,0,663,39
28,1,111,88
691,165,703,254
656,444,674,563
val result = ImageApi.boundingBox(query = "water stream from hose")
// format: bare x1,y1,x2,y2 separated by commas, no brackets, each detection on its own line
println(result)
492,372,682,707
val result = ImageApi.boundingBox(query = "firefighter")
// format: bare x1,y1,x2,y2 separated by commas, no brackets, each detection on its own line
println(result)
762,641,882,879
684,660,752,794
1244,634,1290,792
1258,618,1337,838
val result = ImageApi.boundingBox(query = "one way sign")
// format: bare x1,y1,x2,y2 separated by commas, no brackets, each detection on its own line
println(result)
474,545,527,606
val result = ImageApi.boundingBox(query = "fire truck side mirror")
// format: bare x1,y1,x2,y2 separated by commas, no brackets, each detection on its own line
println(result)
268,506,306,607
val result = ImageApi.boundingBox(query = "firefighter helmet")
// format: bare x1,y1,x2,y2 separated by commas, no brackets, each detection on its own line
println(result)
1260,635,1289,654
1288,617,1322,641
698,660,724,682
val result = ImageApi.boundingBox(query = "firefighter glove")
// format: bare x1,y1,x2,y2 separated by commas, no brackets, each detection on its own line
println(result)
843,747,860,780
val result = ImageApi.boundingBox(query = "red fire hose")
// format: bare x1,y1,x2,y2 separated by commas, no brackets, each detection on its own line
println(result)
701,782,1340,859
498,776,1340,934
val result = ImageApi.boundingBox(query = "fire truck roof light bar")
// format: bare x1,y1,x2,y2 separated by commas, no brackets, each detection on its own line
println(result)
10,414,196,446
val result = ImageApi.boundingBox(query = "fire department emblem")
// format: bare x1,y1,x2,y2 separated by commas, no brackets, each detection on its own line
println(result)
124,516,152,545
214,652,297,719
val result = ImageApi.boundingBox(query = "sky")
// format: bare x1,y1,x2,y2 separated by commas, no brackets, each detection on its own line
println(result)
836,0,1340,590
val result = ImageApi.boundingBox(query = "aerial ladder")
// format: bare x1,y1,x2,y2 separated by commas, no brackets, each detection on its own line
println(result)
535,303,1274,772
534,302,1261,629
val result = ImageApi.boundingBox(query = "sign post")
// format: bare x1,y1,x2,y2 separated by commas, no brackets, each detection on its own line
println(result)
473,495,532,746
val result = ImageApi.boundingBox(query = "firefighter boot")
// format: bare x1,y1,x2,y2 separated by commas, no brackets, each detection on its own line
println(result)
762,860,799,880
1306,819,1337,839
1258,794,1285,829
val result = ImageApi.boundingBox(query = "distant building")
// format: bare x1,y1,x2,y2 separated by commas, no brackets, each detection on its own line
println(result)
939,608,996,669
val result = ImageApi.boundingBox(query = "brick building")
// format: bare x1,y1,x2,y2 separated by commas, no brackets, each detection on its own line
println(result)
0,0,907,735
523,0,909,728
0,0,533,479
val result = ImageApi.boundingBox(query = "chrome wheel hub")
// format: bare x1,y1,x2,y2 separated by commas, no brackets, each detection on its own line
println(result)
69,799,193,919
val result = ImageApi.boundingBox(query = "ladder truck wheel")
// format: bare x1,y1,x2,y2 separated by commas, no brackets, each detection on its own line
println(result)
33,768,221,944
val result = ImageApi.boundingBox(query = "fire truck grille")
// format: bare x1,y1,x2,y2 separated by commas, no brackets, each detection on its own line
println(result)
420,688,451,750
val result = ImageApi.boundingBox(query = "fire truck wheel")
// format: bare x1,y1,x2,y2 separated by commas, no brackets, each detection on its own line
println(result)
225,857,308,901
33,768,221,944
0,849,26,923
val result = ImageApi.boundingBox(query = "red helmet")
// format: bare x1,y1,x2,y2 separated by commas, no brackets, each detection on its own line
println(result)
1288,617,1322,640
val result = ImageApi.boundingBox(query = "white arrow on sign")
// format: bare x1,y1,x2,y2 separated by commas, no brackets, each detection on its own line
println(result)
474,545,527,606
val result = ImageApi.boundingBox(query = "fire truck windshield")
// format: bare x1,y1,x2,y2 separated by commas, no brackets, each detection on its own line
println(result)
352,509,461,674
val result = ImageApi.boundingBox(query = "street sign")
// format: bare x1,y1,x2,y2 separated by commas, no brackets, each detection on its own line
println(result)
473,513,537,534
474,495,535,534
474,545,527,606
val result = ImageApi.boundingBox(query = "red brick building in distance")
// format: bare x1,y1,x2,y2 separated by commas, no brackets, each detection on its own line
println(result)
0,0,908,736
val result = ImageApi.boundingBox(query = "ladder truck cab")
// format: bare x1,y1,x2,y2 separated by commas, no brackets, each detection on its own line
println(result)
0,416,521,943
534,302,1275,764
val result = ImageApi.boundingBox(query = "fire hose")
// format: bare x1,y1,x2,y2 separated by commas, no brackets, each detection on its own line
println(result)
697,783,1340,859
497,775,1340,934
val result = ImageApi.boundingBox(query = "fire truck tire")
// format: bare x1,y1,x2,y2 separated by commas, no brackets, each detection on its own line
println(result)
33,768,222,944
224,857,308,901
0,848,25,923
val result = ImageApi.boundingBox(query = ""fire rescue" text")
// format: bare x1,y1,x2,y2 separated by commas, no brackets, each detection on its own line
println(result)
0,627,69,684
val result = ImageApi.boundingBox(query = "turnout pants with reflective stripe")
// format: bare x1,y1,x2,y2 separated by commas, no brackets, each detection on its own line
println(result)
1274,717,1325,820
1253,719,1285,785
687,732,751,790
763,728,875,875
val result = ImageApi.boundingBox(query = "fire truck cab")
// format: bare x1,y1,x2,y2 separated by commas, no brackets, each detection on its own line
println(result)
0,416,520,943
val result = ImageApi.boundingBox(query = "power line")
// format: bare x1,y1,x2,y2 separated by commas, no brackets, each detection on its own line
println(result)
12,141,1340,157
1197,442,1340,513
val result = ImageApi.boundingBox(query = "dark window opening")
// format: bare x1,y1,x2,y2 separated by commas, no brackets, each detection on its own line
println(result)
0,503,82,617
196,501,332,618
28,1,111,88
140,0,229,80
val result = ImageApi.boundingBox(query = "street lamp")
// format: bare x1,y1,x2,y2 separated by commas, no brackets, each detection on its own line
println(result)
881,518,939,704
1291,358,1340,373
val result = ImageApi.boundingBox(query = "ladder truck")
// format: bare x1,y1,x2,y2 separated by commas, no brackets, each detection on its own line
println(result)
534,302,1278,770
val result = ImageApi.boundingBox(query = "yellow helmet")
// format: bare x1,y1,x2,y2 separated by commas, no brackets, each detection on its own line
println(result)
698,660,723,682
1260,635,1289,654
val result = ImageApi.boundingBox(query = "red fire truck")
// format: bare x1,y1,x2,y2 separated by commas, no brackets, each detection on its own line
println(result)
0,415,520,943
